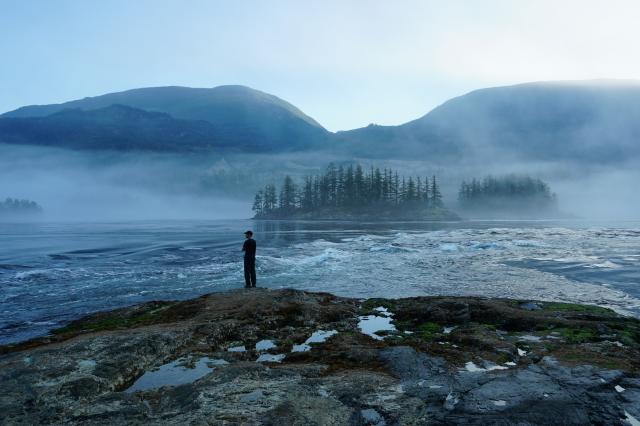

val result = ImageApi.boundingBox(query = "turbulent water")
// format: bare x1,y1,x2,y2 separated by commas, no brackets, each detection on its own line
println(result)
1,219,640,345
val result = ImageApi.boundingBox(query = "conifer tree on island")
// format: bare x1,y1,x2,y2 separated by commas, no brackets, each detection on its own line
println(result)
252,163,458,220
457,174,558,217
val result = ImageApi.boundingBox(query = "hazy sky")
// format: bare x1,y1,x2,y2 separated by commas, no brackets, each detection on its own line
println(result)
2,0,640,131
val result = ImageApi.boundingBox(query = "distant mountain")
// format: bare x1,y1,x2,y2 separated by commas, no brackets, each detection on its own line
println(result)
0,85,329,152
336,81,640,163
2,81,640,162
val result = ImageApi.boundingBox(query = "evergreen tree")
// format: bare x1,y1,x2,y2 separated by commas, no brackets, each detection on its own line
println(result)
431,175,443,207
301,176,314,211
252,190,264,215
344,165,355,207
458,180,469,203
374,168,383,201
326,163,338,206
422,176,430,206
354,165,365,204
319,175,329,207
336,165,345,207
382,169,390,202
406,177,416,202
312,176,319,208
263,184,277,212
280,175,297,212
393,172,400,205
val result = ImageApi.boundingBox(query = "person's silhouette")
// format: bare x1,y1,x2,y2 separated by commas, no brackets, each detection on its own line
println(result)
242,230,257,288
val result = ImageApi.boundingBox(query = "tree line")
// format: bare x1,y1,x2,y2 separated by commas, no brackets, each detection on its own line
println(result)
458,175,556,208
0,198,43,215
252,163,444,217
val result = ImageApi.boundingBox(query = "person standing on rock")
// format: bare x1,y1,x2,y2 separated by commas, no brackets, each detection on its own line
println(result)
242,230,257,288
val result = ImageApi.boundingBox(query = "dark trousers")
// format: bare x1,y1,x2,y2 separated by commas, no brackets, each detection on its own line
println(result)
244,257,256,288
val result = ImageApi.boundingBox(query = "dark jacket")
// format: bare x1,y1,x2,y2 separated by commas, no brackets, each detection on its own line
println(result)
242,238,256,259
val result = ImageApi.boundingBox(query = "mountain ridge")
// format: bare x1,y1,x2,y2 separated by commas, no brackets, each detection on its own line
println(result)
2,80,640,162
335,80,640,162
2,85,325,129
0,85,329,152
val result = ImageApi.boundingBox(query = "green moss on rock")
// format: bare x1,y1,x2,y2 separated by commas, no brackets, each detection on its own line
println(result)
542,302,615,315
52,301,177,335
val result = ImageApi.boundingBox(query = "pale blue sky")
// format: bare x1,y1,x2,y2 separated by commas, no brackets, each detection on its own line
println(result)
2,0,640,131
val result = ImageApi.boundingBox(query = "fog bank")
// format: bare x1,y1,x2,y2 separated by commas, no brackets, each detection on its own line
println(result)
1,144,638,222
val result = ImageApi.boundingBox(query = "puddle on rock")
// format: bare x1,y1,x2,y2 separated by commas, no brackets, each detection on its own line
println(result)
374,307,391,316
358,306,396,340
256,353,286,363
227,345,246,352
125,357,228,393
255,340,276,351
518,335,542,342
463,361,509,373
291,330,338,352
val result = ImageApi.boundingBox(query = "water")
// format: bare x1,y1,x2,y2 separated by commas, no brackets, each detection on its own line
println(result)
256,353,285,362
125,356,228,393
292,329,339,352
255,339,277,351
1,219,640,345
359,307,396,340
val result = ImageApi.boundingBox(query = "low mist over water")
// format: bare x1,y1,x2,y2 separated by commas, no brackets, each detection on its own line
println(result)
1,144,639,222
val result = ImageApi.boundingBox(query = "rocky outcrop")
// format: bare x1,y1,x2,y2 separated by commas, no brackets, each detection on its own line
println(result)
0,289,638,425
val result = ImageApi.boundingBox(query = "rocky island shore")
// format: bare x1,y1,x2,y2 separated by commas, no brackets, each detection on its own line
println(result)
1,289,639,425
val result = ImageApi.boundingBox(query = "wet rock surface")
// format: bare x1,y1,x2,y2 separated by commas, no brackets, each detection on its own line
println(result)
1,289,639,425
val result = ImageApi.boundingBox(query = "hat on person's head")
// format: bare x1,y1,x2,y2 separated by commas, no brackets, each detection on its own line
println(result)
244,230,253,236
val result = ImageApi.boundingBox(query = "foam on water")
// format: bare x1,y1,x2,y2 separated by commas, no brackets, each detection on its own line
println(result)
626,411,640,426
3,220,640,345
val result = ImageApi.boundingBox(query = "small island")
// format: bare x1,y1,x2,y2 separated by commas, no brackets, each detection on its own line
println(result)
0,197,43,218
252,163,459,220
458,175,560,218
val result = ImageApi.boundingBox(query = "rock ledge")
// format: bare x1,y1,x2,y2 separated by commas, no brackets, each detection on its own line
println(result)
1,289,639,425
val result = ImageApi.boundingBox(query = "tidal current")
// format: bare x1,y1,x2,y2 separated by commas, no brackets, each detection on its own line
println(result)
1,220,639,344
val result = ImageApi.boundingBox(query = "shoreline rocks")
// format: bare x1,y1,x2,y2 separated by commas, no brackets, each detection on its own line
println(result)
1,288,639,425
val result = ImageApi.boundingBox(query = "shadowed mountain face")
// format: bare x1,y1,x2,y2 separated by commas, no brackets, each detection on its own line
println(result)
336,81,640,163
0,105,231,152
0,85,329,152
2,81,640,163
